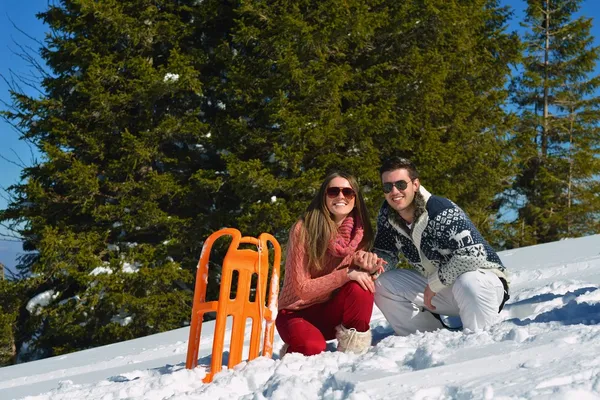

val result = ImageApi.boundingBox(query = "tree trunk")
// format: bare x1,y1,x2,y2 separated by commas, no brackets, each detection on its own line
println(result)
567,108,575,235
542,0,551,159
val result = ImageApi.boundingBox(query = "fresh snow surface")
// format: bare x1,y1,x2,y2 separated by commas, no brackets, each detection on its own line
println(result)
2,234,600,400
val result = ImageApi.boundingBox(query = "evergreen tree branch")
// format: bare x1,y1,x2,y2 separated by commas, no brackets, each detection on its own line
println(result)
6,68,45,97
6,14,46,49
0,224,22,241
0,153,25,170
9,149,27,170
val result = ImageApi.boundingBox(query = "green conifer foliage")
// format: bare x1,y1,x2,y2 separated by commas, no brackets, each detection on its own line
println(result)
1,0,521,359
509,0,600,246
0,278,22,365
196,0,520,241
1,0,204,359
349,0,521,238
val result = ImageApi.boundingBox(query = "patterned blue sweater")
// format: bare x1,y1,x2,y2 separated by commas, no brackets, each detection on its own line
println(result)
373,186,507,292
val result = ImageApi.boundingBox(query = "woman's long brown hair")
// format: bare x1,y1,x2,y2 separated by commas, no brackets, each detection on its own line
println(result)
295,171,373,272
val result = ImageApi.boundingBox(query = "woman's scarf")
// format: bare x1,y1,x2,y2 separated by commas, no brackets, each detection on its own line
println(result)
327,213,364,258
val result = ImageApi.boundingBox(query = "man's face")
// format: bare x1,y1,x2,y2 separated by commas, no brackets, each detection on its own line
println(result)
381,168,420,216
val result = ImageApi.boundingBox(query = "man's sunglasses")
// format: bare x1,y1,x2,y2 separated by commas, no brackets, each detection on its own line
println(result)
326,187,356,199
382,180,412,194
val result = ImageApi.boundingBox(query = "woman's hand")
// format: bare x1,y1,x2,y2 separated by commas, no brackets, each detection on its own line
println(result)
353,250,387,275
347,268,375,293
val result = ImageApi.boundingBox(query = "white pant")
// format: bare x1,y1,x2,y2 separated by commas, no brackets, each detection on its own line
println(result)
374,269,505,335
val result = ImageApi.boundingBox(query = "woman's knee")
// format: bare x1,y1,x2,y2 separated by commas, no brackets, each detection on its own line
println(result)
276,311,327,356
340,280,374,301
293,339,327,356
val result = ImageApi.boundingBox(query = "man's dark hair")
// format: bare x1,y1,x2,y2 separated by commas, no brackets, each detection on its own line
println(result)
379,156,419,180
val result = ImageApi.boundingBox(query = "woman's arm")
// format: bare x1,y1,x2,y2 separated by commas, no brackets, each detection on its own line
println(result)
286,223,351,302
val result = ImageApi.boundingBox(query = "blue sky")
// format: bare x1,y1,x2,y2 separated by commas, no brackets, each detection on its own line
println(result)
0,0,599,271
0,0,49,272
0,0,48,193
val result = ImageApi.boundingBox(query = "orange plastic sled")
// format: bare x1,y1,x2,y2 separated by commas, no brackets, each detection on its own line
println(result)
185,228,281,383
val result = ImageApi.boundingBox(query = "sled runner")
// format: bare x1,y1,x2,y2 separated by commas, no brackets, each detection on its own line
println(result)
185,228,281,383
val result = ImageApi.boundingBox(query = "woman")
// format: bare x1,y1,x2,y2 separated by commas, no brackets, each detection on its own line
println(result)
276,171,385,357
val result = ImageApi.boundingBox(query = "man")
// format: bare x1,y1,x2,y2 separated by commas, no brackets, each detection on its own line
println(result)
369,157,508,335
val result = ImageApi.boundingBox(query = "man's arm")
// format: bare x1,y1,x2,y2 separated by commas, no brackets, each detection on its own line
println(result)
426,204,496,292
372,202,399,271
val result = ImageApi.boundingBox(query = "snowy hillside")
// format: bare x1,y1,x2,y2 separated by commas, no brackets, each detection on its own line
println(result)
1,234,600,400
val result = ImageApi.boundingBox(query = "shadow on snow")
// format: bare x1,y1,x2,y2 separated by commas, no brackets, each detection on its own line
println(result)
507,286,600,327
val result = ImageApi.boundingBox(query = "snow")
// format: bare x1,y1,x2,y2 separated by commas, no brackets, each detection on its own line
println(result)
122,261,141,274
110,314,133,327
2,234,600,399
89,266,113,276
163,73,180,83
25,290,58,315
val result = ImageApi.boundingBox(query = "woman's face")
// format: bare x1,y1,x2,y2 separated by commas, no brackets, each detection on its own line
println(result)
325,177,356,224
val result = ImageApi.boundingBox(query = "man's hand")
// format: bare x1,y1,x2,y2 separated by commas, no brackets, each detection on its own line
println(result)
424,284,436,310
347,268,375,293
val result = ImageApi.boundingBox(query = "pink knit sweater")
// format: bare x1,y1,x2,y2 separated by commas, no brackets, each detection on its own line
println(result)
278,221,358,311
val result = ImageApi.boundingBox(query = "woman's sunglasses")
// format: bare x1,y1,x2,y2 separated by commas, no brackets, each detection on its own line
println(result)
326,187,356,199
382,180,412,194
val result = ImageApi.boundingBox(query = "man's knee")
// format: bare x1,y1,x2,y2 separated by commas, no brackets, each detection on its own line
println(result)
453,271,483,298
373,289,385,309
375,269,422,296
374,269,400,294
453,270,502,310
374,271,404,311
374,272,394,306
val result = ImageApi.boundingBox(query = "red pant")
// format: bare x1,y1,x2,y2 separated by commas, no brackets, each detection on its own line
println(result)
276,281,374,356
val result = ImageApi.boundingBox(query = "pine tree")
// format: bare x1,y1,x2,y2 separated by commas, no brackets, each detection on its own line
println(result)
1,0,522,360
0,277,21,365
194,0,520,241
1,0,206,359
352,0,521,239
508,0,600,246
